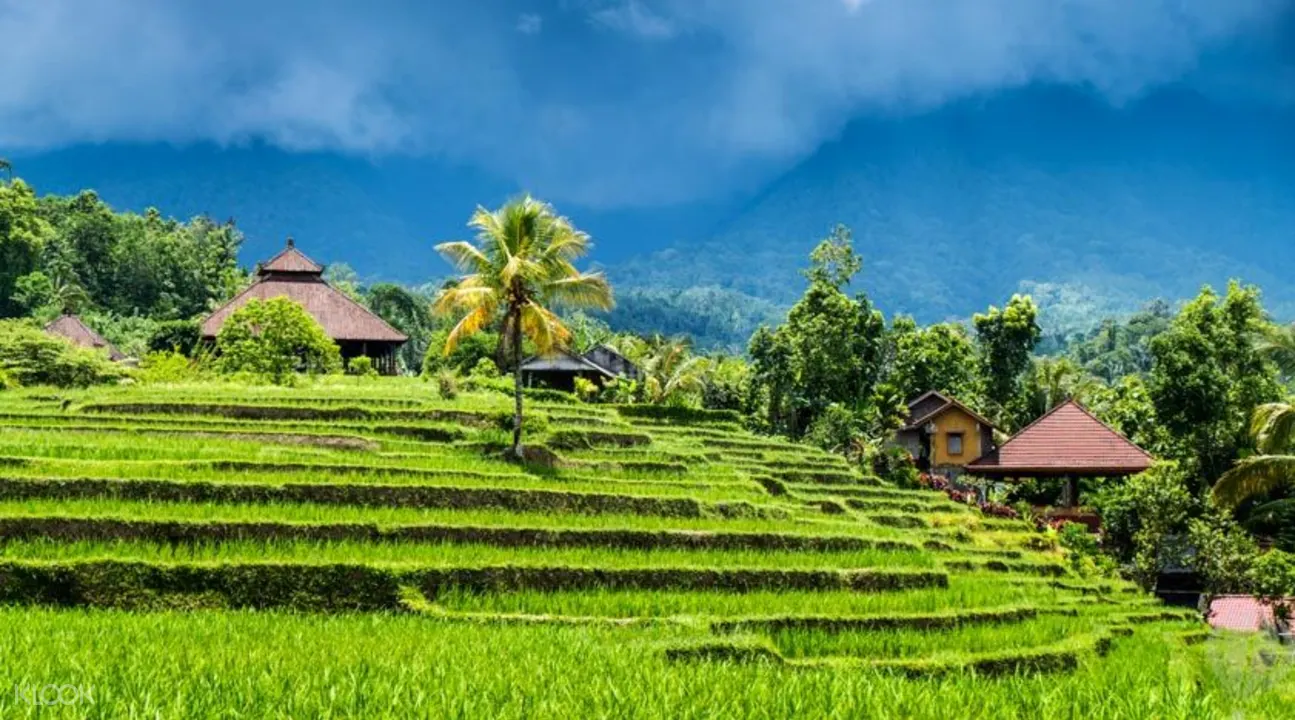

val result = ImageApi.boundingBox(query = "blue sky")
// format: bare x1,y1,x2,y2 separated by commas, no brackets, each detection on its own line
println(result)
2,0,1292,209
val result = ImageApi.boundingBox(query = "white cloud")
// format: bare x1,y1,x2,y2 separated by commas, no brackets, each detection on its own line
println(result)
0,0,1288,207
516,13,543,34
589,0,676,38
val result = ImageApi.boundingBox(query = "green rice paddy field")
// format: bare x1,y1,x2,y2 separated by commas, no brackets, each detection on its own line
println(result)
0,379,1290,718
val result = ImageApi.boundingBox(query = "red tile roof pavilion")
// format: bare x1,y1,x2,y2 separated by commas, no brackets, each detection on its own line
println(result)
966,399,1154,478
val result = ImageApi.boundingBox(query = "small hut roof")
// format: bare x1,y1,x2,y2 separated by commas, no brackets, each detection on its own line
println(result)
966,399,1154,477
521,349,614,377
200,240,406,343
44,315,126,361
901,390,999,432
259,238,323,275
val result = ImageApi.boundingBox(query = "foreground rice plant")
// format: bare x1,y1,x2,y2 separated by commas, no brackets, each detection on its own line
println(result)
0,380,1286,717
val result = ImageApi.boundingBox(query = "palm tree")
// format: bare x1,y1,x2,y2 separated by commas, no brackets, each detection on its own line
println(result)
434,196,613,458
1213,402,1295,507
1256,322,1295,379
638,335,708,405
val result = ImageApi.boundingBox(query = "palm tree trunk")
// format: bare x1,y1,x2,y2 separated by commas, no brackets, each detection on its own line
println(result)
511,312,524,459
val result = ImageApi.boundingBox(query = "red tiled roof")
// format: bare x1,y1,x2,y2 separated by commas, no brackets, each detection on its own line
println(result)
44,315,126,361
259,239,323,275
966,399,1153,476
1208,595,1291,632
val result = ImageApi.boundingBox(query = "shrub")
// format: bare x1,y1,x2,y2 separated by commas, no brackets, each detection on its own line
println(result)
1056,522,1116,578
0,367,16,390
573,377,599,402
871,445,918,487
469,357,500,379
0,320,124,387
215,298,341,384
137,350,205,384
1189,507,1259,597
436,371,459,400
346,356,378,377
1251,550,1295,622
148,319,202,356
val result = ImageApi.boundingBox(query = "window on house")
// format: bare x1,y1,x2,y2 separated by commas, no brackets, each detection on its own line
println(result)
947,432,964,456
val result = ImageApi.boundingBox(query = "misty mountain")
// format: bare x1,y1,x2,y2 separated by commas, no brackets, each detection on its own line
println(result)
612,88,1295,331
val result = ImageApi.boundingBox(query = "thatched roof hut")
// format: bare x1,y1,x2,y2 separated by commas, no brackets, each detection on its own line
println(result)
200,239,408,373
44,314,126,361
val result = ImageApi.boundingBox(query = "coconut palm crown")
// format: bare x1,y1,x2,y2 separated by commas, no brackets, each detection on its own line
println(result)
1213,401,1295,507
434,195,613,456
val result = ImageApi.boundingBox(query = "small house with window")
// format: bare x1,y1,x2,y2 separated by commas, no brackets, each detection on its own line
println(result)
894,391,998,477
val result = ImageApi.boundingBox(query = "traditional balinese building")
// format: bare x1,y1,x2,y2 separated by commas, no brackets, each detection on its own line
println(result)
966,398,1154,506
894,391,999,477
200,239,408,374
44,314,127,362
520,345,640,392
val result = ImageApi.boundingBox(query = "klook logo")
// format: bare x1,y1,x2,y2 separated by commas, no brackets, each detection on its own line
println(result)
14,683,95,706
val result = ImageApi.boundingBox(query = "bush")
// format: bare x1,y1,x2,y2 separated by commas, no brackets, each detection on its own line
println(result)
1057,522,1117,579
215,298,341,384
573,377,599,402
436,371,459,400
346,356,378,377
1189,507,1259,597
469,357,500,379
871,445,919,487
1251,550,1295,622
148,319,202,356
137,350,205,384
0,320,124,388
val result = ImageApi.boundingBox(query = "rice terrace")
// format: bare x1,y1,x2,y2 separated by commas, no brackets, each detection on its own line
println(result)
6,2,1295,717
0,379,1283,717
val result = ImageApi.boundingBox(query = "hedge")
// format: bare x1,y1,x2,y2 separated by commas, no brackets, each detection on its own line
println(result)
81,403,512,428
711,605,1040,635
546,429,652,450
614,405,742,424
0,561,948,610
0,477,708,517
0,516,927,554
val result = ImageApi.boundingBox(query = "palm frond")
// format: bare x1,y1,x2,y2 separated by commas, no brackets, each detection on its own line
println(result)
1213,455,1295,508
519,301,570,356
546,273,614,310
1251,402,1295,454
442,306,493,355
434,241,490,273
432,281,496,317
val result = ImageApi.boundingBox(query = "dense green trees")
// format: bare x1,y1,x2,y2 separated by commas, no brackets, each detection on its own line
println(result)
215,298,341,383
885,317,978,404
974,294,1041,418
434,196,613,457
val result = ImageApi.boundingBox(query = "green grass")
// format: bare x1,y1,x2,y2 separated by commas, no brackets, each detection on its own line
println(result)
0,380,1275,717
0,608,1284,719
0,537,942,570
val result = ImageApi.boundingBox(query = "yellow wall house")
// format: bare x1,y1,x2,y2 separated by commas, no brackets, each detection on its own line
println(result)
893,391,999,477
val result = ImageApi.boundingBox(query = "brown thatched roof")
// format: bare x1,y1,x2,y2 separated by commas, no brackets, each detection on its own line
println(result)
200,240,407,344
259,238,323,275
44,315,126,361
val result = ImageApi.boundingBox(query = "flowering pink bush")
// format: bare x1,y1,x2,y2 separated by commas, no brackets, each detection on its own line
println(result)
919,473,1019,520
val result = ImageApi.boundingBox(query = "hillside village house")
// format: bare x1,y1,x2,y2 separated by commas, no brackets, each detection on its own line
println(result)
894,391,998,478
44,314,128,362
200,239,408,374
520,345,641,393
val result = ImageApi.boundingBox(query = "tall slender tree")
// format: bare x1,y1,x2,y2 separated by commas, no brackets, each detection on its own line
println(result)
434,196,613,458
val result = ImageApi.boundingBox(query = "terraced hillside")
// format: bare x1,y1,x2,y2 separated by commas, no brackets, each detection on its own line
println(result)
0,380,1280,717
